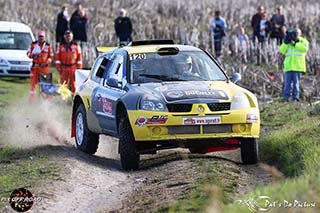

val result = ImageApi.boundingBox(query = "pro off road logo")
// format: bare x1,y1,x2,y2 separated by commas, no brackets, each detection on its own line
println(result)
135,115,168,126
9,188,34,212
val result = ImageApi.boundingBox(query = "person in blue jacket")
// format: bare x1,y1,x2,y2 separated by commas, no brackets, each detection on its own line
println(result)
210,10,227,58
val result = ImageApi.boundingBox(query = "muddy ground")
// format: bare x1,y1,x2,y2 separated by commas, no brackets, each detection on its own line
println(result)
0,98,278,212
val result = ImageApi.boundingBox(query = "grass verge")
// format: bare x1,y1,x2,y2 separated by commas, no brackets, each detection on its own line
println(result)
223,101,320,212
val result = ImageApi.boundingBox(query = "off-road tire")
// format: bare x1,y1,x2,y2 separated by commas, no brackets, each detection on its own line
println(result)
118,112,139,171
75,104,99,154
188,147,207,154
241,138,258,164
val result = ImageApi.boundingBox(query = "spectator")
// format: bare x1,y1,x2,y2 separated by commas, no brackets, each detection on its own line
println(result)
279,29,309,102
55,31,82,93
251,6,265,44
114,8,133,45
27,31,53,101
70,2,88,44
56,6,70,43
258,12,271,47
270,6,286,45
210,10,227,58
236,27,250,62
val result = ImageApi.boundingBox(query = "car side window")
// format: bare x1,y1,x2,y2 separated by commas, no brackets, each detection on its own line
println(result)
104,54,124,87
90,57,103,83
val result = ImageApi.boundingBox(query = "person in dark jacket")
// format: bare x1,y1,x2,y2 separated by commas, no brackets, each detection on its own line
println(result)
56,6,70,43
251,6,265,44
270,6,286,45
114,8,132,45
70,2,88,43
209,10,227,58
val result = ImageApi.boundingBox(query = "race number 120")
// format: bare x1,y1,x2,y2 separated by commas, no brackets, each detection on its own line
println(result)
130,53,146,60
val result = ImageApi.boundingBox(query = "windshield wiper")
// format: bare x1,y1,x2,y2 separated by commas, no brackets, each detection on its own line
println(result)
138,74,183,81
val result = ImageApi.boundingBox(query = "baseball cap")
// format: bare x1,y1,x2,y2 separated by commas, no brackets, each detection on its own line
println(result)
38,31,45,37
64,30,73,35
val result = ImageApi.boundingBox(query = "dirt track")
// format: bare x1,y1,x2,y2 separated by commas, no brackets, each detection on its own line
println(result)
1,98,276,212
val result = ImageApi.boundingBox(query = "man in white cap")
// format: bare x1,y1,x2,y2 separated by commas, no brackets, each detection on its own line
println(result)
27,31,53,101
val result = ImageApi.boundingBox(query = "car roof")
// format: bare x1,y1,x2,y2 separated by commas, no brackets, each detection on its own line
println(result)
122,44,202,54
0,21,33,33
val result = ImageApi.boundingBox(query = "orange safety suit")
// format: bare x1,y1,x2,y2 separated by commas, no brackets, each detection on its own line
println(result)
27,41,53,92
55,42,82,93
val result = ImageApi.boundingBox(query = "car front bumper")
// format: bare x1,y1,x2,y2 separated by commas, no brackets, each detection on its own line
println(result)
127,107,260,142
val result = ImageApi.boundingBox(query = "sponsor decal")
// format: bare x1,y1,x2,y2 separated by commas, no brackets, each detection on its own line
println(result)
164,89,228,101
135,115,168,126
155,86,168,92
165,90,184,99
102,97,112,114
182,116,221,125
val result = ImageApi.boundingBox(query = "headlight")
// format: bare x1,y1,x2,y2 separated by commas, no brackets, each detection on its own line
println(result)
230,92,250,110
0,58,8,66
140,97,167,111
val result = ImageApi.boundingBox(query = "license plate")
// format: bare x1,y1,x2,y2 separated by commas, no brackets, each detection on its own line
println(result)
182,116,221,125
11,66,29,71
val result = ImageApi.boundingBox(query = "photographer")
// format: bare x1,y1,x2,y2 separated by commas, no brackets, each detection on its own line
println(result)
279,28,309,102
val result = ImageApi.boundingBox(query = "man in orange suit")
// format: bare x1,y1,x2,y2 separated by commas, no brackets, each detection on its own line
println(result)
55,30,82,93
27,31,53,100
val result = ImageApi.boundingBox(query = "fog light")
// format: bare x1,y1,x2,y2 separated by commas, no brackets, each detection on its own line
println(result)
239,124,247,132
152,127,162,135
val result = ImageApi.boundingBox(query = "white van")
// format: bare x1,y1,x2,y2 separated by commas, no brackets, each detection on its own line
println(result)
0,21,35,77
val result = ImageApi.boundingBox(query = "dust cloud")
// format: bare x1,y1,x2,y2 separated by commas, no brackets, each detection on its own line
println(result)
2,95,72,148
1,95,119,159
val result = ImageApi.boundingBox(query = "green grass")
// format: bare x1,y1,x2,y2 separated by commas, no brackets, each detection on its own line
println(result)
222,101,320,212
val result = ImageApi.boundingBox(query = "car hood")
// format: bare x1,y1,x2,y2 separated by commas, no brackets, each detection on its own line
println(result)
133,81,242,102
0,49,31,62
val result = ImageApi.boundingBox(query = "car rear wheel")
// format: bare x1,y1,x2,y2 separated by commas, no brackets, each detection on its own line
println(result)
75,104,99,154
241,138,258,164
118,112,140,171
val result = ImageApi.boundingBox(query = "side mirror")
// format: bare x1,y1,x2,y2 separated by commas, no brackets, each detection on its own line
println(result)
231,73,241,84
106,78,120,88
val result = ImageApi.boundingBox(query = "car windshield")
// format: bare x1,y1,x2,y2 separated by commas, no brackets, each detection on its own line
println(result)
0,32,32,50
129,51,227,83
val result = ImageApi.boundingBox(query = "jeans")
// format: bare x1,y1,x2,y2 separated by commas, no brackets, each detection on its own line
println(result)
283,71,301,100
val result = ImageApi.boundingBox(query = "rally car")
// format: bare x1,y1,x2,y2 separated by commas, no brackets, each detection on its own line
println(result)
71,40,260,171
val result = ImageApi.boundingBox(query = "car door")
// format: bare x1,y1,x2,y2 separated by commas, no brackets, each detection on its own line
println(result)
92,52,126,135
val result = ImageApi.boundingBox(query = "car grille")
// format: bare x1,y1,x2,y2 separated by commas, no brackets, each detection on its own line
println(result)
203,124,232,134
207,103,231,111
7,70,30,74
8,60,31,65
167,104,192,112
168,126,200,134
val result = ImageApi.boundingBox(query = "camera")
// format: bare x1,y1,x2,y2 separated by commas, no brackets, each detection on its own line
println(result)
284,29,298,44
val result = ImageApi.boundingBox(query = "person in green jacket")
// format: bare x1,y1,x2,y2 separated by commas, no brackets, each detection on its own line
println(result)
279,28,309,101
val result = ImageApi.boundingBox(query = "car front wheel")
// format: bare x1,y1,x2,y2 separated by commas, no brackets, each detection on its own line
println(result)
118,112,139,171
75,104,99,154
240,138,258,164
